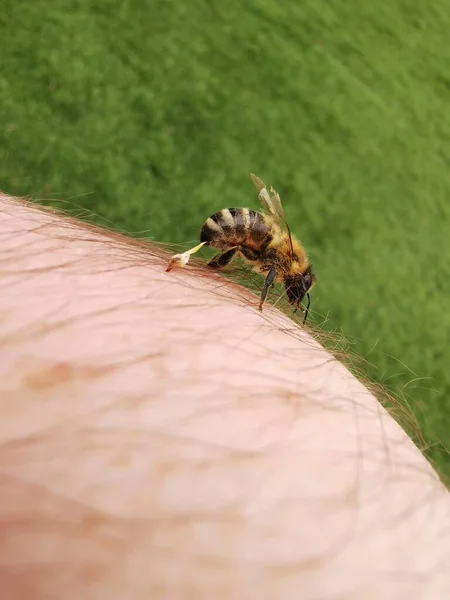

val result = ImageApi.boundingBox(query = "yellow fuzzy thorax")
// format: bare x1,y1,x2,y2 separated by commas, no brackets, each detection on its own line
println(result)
266,230,310,273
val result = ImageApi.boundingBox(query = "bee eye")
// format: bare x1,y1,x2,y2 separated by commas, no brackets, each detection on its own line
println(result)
302,272,312,290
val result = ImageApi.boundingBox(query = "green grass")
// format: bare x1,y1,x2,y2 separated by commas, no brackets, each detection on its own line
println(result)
2,0,450,477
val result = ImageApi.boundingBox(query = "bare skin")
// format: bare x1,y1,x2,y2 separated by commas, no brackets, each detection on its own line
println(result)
0,193,449,600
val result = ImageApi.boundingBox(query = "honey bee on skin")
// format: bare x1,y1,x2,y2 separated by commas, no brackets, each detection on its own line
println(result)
166,174,316,323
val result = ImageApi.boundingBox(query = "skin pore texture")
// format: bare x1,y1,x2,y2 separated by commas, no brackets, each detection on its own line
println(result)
1,193,450,600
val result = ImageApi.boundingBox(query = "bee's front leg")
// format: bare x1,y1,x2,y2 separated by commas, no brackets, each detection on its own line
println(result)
293,303,306,314
258,265,276,311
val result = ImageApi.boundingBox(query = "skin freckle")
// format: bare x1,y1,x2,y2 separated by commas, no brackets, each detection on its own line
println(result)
23,361,116,392
109,454,131,468
155,460,180,479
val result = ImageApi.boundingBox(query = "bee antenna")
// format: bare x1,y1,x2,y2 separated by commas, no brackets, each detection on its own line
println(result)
285,222,295,259
303,293,311,325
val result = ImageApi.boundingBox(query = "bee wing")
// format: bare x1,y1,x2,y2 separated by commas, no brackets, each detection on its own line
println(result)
250,173,295,258
250,173,288,228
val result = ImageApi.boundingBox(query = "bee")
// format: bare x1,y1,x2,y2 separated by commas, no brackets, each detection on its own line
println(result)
166,174,316,323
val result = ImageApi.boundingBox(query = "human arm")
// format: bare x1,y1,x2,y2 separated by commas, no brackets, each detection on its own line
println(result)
1,193,449,599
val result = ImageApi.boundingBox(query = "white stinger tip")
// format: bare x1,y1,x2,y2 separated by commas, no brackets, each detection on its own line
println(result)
166,242,206,272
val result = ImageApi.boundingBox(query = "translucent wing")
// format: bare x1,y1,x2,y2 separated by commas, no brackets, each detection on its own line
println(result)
250,173,287,226
250,173,295,257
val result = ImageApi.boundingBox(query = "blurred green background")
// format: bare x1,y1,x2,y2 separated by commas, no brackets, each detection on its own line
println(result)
1,1,449,477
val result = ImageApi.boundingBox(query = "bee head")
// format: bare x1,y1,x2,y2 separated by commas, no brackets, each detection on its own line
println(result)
285,267,316,323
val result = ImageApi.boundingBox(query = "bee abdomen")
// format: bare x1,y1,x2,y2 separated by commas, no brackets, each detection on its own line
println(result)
200,208,272,250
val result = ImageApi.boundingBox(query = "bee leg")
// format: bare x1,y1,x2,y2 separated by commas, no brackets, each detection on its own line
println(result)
208,247,238,269
258,265,276,311
293,303,305,314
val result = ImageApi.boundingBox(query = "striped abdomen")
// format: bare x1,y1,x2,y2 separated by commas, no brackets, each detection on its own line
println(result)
200,208,273,251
